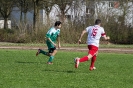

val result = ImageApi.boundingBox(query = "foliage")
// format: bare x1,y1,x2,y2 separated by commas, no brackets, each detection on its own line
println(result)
0,0,133,44
103,16,133,44
0,0,15,29
1,18,133,44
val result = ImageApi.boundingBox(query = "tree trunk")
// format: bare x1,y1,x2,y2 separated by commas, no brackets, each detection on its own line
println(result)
33,0,38,31
33,1,36,30
46,12,50,24
60,11,66,22
20,6,23,22
4,17,8,29
24,12,27,24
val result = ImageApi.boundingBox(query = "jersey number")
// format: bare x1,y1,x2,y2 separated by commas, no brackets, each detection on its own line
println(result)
91,28,98,37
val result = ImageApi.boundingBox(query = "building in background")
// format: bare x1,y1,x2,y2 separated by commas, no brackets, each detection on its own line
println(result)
0,18,11,29
0,0,132,28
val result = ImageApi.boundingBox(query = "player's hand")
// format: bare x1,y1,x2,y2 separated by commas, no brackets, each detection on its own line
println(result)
54,43,57,47
78,40,81,45
106,36,110,40
58,45,61,49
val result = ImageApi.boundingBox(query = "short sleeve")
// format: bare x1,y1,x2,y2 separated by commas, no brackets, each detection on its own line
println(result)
101,27,106,37
46,28,53,38
57,29,60,35
86,26,91,32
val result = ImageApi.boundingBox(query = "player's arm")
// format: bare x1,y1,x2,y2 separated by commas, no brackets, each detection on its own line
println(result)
78,30,87,44
57,35,61,49
102,35,110,40
46,32,56,47
101,28,110,41
47,38,56,47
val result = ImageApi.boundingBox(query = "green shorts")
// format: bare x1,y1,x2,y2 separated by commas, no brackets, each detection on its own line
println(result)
46,40,56,53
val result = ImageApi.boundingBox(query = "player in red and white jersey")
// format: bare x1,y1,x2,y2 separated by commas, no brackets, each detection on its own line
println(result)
75,19,110,71
86,25,105,47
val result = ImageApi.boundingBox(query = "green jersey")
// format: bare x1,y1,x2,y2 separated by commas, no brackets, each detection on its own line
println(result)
46,27,60,49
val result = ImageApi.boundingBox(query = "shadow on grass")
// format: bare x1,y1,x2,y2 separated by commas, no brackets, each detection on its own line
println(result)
15,61,37,64
43,69,75,73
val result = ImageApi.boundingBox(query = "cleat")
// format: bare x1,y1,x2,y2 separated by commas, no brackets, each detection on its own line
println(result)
89,67,96,71
36,49,40,56
47,62,53,64
74,57,80,68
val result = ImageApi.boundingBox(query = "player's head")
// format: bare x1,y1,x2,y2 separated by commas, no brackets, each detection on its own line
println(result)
95,19,101,25
55,21,62,28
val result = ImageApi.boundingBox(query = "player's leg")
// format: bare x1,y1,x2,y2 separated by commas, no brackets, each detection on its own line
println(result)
36,42,52,56
47,47,57,64
36,49,50,56
75,54,92,68
89,52,98,71
75,45,98,68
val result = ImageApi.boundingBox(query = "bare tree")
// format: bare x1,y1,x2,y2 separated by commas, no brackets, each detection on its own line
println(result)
16,0,32,23
43,0,54,23
32,0,44,30
54,0,74,22
0,0,15,29
118,0,133,26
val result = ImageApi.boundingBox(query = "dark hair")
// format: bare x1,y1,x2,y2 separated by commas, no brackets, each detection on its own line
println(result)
54,21,62,26
95,19,101,25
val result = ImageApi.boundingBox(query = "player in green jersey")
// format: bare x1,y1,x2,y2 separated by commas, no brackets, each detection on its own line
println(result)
36,21,62,64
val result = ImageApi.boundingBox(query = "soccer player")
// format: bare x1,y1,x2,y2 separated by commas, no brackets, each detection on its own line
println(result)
36,21,62,64
75,19,110,71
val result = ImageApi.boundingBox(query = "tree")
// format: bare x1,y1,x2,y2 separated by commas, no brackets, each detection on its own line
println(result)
55,0,74,22
43,0,54,23
32,0,44,30
118,0,132,26
0,0,15,29
16,0,32,23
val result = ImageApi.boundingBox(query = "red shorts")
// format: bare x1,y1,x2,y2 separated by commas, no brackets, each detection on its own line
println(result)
88,45,98,56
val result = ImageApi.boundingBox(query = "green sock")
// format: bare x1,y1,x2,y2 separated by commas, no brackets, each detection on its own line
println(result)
48,56,54,62
39,49,48,55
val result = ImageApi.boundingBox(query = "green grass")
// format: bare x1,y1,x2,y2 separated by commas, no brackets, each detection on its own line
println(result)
0,49,133,88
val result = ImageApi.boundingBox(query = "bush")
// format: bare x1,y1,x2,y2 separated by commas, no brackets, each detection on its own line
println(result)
0,19,133,44
0,29,16,42
104,17,133,44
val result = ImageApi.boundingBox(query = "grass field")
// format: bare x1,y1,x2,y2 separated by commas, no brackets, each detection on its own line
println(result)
0,49,133,88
